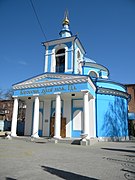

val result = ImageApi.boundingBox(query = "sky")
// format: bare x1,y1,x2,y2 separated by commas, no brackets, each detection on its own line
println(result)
0,0,135,91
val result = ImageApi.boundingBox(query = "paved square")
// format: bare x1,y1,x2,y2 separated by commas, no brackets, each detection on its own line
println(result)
0,138,135,180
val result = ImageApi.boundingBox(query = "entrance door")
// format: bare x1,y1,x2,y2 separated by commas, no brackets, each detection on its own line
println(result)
50,117,66,138
50,117,55,137
61,118,66,138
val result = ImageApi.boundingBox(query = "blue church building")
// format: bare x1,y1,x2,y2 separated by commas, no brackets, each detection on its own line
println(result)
11,14,129,141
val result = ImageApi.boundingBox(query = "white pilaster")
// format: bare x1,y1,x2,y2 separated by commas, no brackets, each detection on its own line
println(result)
83,91,90,138
89,97,96,137
64,46,68,73
54,93,61,139
44,47,48,72
51,49,55,72
11,98,19,137
32,96,39,138
63,98,71,137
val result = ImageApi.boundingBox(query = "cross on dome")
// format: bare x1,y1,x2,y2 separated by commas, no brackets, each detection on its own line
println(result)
59,10,72,38
63,10,70,25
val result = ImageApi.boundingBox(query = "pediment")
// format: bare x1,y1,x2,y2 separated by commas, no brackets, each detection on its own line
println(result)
13,73,95,90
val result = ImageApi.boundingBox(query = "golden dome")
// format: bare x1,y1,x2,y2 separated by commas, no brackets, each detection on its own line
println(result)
63,10,70,25
63,16,69,25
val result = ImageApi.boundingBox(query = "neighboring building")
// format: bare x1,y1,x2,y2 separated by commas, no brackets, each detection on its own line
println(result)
0,100,14,121
125,84,135,137
0,100,25,134
0,100,13,131
126,84,135,113
0,99,26,121
11,14,130,141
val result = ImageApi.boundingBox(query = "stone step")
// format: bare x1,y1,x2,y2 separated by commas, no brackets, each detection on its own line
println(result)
10,136,98,146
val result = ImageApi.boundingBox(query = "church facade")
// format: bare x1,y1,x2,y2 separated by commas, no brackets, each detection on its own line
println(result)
11,15,129,141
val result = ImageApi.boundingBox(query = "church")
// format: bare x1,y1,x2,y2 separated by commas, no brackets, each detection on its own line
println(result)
11,14,129,141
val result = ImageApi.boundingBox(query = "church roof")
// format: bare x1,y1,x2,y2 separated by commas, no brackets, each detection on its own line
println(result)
84,57,96,63
13,73,96,91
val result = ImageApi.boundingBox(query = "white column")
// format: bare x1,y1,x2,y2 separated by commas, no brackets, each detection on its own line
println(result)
11,98,19,137
44,48,48,72
54,93,61,139
83,91,90,138
32,96,39,138
65,47,68,73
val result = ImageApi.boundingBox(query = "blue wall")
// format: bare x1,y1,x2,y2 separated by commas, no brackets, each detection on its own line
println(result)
71,99,83,137
82,66,100,76
96,81,126,92
96,94,128,137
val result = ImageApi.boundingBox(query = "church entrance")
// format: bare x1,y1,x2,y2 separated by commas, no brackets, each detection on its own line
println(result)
50,117,66,138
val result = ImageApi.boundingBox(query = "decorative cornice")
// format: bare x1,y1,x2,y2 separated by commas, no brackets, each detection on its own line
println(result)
42,36,76,47
45,52,54,56
13,75,88,90
13,74,79,86
97,87,129,99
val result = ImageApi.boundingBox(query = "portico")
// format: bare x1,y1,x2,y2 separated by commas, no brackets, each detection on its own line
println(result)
11,73,96,139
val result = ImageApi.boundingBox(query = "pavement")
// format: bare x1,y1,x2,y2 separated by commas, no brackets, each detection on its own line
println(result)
0,137,135,180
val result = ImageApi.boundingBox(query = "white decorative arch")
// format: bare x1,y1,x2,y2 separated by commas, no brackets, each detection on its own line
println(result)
51,44,68,73
51,111,63,117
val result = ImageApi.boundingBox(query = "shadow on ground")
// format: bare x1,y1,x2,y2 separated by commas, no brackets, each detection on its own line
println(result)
102,147,135,180
101,147,135,153
41,165,99,180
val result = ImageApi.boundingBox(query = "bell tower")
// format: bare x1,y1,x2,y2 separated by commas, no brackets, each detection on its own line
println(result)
43,12,85,74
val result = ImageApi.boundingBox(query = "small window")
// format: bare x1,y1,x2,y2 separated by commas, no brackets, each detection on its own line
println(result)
77,51,81,59
89,71,98,78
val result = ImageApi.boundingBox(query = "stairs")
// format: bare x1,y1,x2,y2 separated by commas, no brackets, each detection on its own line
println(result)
10,136,98,145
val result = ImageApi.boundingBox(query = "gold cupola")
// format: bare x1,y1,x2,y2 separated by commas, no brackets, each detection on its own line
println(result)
59,10,72,38
63,10,70,25
63,15,69,25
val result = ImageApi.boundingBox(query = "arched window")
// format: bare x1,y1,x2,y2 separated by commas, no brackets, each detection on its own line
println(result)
89,71,98,78
52,111,63,117
56,49,65,73
77,51,81,59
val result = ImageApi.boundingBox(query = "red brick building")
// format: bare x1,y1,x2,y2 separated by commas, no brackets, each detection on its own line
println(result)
0,100,26,134
0,100,14,120
125,84,135,137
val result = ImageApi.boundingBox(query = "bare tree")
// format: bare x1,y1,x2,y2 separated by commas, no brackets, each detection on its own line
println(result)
0,89,4,99
4,89,13,100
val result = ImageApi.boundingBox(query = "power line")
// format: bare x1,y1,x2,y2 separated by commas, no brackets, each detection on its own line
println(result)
29,0,48,41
